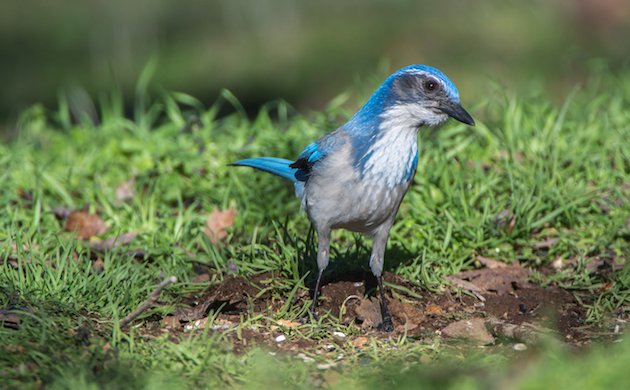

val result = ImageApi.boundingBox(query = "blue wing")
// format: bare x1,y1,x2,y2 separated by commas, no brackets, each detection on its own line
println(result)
231,130,345,200
290,130,344,179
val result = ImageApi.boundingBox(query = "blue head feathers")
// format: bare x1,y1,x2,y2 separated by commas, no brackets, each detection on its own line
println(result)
394,64,461,102
348,64,473,130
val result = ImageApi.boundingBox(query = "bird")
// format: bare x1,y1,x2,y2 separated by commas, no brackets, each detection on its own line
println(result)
232,65,474,331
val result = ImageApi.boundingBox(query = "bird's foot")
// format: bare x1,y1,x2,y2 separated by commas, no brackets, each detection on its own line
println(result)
379,297,394,332
299,307,319,324
379,313,394,332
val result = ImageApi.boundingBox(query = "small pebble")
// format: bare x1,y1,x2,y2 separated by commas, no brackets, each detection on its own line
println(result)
333,331,346,339
353,282,364,287
184,320,203,331
275,335,286,343
513,343,528,351
297,353,314,363
317,363,336,370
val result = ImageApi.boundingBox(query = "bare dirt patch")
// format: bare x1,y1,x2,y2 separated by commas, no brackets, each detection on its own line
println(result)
157,263,597,353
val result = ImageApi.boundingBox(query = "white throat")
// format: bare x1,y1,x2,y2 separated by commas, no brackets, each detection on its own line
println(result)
360,105,427,187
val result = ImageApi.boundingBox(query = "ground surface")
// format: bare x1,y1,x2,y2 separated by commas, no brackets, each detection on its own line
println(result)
161,265,592,354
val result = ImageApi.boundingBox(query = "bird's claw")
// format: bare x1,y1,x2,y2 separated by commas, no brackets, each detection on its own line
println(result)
299,308,319,324
379,315,394,332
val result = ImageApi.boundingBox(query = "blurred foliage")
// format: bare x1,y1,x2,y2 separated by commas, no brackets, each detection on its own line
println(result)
1,0,629,129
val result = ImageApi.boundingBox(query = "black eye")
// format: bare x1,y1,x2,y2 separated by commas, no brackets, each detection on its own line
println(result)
424,79,438,92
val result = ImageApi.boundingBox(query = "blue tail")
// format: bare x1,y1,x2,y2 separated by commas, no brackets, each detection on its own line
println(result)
231,157,298,183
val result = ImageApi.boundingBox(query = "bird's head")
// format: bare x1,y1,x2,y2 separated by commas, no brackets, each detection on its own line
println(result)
355,65,474,130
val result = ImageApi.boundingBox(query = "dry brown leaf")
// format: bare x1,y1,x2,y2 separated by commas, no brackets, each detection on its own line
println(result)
17,188,33,202
425,303,444,316
586,256,625,274
115,178,136,202
65,211,108,239
89,232,138,251
92,258,105,273
0,310,21,330
3,241,39,269
191,273,210,283
52,207,73,220
204,208,236,244
532,238,559,249
453,263,532,295
495,209,516,234
445,275,487,301
175,302,211,322
276,319,301,328
476,255,508,269
351,336,369,349
162,316,181,329
389,299,425,330
485,318,543,344
441,318,495,345
354,297,383,331
3,344,26,353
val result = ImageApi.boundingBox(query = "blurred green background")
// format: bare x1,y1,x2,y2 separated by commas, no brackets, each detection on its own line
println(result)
1,0,629,131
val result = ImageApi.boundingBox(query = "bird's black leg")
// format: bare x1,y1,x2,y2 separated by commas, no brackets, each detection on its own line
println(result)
304,228,330,321
309,269,324,319
378,275,394,332
370,224,394,332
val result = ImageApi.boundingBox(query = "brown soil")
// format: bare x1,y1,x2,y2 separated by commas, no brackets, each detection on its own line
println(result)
158,265,600,353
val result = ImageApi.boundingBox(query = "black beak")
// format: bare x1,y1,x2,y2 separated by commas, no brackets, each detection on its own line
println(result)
440,102,475,126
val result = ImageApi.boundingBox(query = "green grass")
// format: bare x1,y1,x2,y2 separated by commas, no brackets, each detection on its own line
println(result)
1,68,629,388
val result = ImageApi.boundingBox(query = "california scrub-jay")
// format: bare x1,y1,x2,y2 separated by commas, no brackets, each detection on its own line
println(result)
233,65,474,331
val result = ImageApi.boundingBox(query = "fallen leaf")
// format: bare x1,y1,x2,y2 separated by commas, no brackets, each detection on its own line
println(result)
494,209,516,234
532,238,559,249
445,275,487,301
3,344,26,353
162,316,181,329
476,255,507,269
89,232,138,251
0,309,21,330
184,317,228,331
115,178,136,203
441,318,494,345
65,211,108,239
175,302,211,322
485,318,545,344
351,336,369,349
425,303,444,316
52,207,73,220
276,319,301,328
453,263,532,295
354,297,383,331
203,208,236,244
191,273,210,283
389,299,425,330
92,258,104,273
551,256,565,270
17,188,33,202
585,256,625,274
